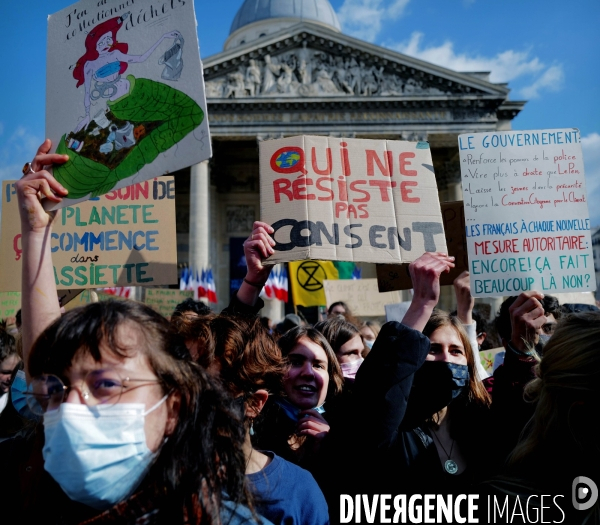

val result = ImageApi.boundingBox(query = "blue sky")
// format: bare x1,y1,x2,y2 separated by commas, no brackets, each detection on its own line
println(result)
1,0,599,226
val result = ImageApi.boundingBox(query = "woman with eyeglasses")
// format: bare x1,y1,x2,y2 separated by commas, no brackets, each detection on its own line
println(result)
3,140,265,524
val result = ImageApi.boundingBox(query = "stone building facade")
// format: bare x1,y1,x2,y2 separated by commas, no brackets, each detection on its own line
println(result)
177,0,525,317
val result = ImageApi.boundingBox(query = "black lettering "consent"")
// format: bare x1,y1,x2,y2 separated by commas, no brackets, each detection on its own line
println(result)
271,220,443,252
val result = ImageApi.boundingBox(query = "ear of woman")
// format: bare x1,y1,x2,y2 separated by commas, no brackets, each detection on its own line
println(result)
245,389,269,419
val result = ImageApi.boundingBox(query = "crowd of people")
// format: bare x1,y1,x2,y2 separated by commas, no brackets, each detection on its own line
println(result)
0,141,599,524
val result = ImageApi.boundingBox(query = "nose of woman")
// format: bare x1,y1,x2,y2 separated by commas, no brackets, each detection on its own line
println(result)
299,360,315,378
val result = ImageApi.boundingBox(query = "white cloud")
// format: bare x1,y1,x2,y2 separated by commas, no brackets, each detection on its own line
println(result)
520,65,564,99
337,0,410,42
581,132,600,228
0,125,42,182
389,31,563,98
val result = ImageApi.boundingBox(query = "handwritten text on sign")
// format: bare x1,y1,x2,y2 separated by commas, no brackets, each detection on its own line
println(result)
323,278,401,317
0,178,178,292
145,288,193,318
259,136,446,264
459,129,596,297
0,292,21,323
376,200,469,292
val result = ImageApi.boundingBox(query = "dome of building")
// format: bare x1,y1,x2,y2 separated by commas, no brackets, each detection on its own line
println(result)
225,0,341,50
230,0,341,34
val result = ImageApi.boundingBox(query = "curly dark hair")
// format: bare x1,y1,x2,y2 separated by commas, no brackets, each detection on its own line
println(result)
172,298,212,318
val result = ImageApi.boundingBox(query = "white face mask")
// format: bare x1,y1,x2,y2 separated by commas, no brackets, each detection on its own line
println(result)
340,357,364,380
43,396,167,510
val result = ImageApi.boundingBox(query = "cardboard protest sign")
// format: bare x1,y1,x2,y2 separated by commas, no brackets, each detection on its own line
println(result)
376,201,469,292
62,289,97,311
323,278,401,317
459,129,596,297
260,136,446,264
385,301,411,323
0,178,178,292
46,0,210,209
58,289,84,307
0,292,21,324
479,347,505,375
145,288,193,318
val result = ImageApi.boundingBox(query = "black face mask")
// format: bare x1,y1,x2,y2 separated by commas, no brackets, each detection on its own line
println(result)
402,361,470,427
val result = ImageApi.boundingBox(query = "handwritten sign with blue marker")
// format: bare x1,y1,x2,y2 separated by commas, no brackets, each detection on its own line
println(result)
459,129,596,297
0,178,177,291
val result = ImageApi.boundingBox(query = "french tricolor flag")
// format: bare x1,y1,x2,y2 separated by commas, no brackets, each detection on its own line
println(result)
179,267,189,291
187,268,198,299
260,265,288,302
276,265,289,302
197,269,207,300
206,269,218,303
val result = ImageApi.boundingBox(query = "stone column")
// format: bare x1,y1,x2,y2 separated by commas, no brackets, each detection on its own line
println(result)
189,161,210,276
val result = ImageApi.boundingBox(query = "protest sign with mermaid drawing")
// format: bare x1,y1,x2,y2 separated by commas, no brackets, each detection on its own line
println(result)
46,0,210,209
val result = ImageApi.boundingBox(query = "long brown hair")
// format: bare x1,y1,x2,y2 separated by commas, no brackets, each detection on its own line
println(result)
423,311,491,408
509,311,600,467
176,314,286,421
314,316,360,356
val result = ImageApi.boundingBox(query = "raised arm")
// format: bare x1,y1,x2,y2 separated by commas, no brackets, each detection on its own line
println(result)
235,221,275,307
453,270,490,379
17,140,69,378
402,252,455,332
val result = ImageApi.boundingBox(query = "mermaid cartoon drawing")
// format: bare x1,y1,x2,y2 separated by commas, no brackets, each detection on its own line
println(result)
55,12,204,199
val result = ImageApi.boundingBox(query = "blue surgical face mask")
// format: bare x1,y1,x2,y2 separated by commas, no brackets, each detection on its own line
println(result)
364,340,375,350
11,369,40,421
43,396,167,510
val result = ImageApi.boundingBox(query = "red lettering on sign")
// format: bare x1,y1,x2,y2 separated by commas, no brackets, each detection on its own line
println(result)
400,181,419,203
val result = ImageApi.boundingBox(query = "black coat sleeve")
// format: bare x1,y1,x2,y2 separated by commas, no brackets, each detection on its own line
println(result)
352,321,430,449
221,291,265,318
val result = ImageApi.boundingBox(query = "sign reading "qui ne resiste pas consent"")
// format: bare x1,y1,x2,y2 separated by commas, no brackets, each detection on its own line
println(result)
260,136,447,265
459,128,596,297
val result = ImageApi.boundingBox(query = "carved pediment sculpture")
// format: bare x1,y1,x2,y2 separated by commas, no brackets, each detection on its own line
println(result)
205,41,453,99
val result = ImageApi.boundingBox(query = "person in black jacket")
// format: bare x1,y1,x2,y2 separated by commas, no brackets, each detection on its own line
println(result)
320,252,499,519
